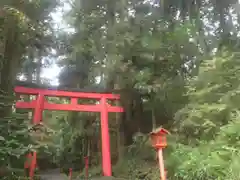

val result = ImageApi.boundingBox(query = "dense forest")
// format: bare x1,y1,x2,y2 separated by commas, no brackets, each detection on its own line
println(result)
1,0,240,179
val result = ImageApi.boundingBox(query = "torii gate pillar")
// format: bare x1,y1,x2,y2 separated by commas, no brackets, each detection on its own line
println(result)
101,97,111,176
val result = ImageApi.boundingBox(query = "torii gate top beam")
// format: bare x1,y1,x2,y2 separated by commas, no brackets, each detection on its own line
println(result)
15,86,120,99
14,86,123,114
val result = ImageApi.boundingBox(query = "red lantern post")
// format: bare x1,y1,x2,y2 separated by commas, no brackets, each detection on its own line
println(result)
150,128,169,180
69,168,73,180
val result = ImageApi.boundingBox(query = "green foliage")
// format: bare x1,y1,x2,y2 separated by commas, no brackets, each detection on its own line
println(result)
0,92,33,179
165,52,240,180
175,52,240,140
1,0,58,86
44,110,94,170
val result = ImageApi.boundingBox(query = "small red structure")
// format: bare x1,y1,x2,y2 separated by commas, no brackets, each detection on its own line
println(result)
15,85,124,178
150,128,169,149
150,128,169,180
69,168,73,180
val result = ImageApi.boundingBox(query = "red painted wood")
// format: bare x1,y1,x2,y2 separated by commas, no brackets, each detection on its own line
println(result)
15,86,120,99
84,156,89,180
16,101,123,112
100,97,112,176
71,97,78,105
69,168,72,180
33,94,44,124
29,151,37,180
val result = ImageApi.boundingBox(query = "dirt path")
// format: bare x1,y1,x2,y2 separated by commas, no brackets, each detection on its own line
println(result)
39,169,68,180
38,169,126,180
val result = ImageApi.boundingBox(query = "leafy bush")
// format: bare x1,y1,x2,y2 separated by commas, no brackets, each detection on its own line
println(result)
0,91,33,179
166,51,240,180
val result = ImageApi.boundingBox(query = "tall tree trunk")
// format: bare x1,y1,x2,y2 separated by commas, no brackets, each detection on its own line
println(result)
0,15,23,117
152,108,156,130
36,57,41,84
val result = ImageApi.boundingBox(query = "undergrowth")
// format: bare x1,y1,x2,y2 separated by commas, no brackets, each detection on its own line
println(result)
0,91,33,179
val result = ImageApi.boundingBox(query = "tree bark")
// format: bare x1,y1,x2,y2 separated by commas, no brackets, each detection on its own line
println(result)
0,14,23,118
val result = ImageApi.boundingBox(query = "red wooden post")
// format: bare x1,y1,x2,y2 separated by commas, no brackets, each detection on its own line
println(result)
69,168,72,180
84,156,89,179
158,149,165,180
100,97,112,176
33,93,44,124
24,153,32,177
29,151,37,180
30,93,42,179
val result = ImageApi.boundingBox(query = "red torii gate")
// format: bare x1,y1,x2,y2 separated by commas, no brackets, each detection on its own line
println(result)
15,85,124,178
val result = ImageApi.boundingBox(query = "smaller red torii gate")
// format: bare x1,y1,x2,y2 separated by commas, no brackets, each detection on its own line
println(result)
15,85,124,177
